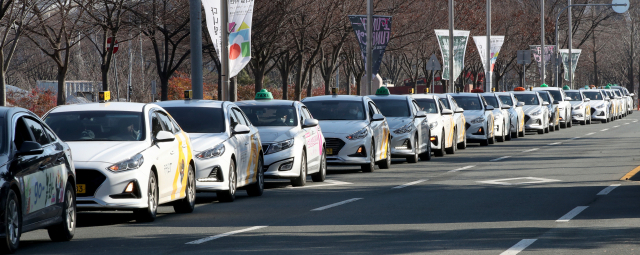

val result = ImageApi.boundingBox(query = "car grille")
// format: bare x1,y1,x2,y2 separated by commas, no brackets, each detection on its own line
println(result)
262,144,270,153
465,123,470,130
524,116,531,123
76,169,106,197
591,108,596,114
325,138,345,156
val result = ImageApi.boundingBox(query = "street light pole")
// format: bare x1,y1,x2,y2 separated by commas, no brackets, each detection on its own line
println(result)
189,0,203,99
568,0,573,89
541,0,545,86
220,0,229,101
486,0,491,92
448,0,454,93
366,0,373,95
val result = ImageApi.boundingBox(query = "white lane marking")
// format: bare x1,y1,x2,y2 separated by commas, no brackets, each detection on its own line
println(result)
288,179,352,189
568,137,580,140
634,120,638,123
624,123,630,125
448,165,476,173
556,206,589,222
500,239,537,255
186,226,268,244
521,148,539,153
311,198,362,211
586,132,595,136
393,179,427,189
547,142,562,145
490,156,512,162
601,128,609,131
597,184,621,195
613,125,619,128
478,177,560,185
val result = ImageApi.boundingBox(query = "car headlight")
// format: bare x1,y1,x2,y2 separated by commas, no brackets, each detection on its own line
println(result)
196,143,225,159
597,104,605,109
394,122,414,134
530,110,542,116
574,105,582,110
107,154,144,172
470,117,485,124
429,122,438,129
346,127,368,140
266,139,294,155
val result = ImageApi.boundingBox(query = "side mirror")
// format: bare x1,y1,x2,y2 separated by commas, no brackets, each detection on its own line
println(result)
565,97,572,101
371,113,385,122
553,100,560,105
232,124,251,135
585,98,591,102
630,93,635,97
302,119,319,128
455,108,465,113
517,102,525,107
605,98,610,101
442,109,453,115
155,130,175,142
16,141,44,156
542,102,550,106
415,111,427,118
501,105,511,109
485,105,495,111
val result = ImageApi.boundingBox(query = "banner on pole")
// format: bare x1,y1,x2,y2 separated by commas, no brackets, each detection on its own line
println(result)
348,15,392,75
559,49,582,81
473,36,504,73
203,0,253,78
529,45,556,67
435,30,470,81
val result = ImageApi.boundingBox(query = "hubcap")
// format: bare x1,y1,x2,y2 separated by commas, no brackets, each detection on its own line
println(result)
8,200,17,244
149,176,157,212
66,190,75,231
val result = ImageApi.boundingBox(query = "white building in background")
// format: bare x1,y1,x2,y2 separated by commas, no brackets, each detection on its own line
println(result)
37,80,99,103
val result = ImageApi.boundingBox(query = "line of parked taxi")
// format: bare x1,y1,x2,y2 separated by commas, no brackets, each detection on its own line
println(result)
0,85,633,253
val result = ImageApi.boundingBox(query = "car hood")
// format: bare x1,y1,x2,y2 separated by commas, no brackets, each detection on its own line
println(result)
386,117,413,130
522,105,542,115
462,110,484,121
68,141,150,164
319,120,368,136
569,101,588,108
188,133,228,152
588,100,606,107
254,126,297,143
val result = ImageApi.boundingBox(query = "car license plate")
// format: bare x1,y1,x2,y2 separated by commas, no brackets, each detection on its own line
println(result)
326,148,333,155
76,184,86,194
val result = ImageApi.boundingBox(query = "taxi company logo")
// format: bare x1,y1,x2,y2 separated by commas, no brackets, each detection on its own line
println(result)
33,181,45,204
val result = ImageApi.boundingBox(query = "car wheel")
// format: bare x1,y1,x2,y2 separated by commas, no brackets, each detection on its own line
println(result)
216,161,236,202
497,124,505,142
174,165,196,213
446,130,456,154
48,183,76,241
435,131,445,156
457,131,467,149
488,133,495,145
379,140,391,169
568,118,573,127
537,128,544,134
134,171,158,222
361,141,375,172
291,152,307,187
247,155,264,196
407,138,419,163
580,120,586,125
555,123,560,130
1,189,20,253
549,123,555,132
420,136,432,161
311,149,326,182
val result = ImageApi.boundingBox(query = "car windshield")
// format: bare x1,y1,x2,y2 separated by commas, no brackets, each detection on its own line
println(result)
565,92,582,101
546,90,563,101
414,99,438,113
484,96,499,108
499,95,513,106
583,92,603,101
305,101,365,120
45,111,145,141
539,93,551,103
514,94,540,105
451,96,483,110
239,106,298,127
163,107,225,133
370,98,411,117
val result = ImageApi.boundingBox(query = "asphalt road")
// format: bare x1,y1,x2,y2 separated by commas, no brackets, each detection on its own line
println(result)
18,115,640,254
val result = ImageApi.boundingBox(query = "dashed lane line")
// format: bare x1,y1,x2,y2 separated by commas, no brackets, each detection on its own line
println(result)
311,198,362,211
287,179,353,189
500,239,537,255
586,132,595,136
448,165,476,173
547,142,562,146
521,148,539,153
490,156,511,162
624,122,630,125
556,206,589,222
597,184,621,195
186,226,268,244
393,180,427,189
613,125,620,128
601,128,609,131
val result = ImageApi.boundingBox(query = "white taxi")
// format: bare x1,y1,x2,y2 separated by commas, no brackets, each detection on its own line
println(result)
496,92,525,138
302,95,391,172
156,100,264,202
449,93,495,146
481,93,513,142
581,89,611,123
513,91,550,134
412,94,455,156
565,90,592,125
435,93,467,149
45,102,195,222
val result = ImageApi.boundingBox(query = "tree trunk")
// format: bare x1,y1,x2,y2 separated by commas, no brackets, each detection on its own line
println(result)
101,64,109,91
323,72,331,95
0,50,5,107
294,57,303,101
255,71,264,93
307,69,313,97
160,75,169,101
56,67,67,105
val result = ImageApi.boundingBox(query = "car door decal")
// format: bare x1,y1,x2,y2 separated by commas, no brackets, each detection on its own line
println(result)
21,164,67,214
171,132,192,200
460,115,466,139
378,124,389,160
179,132,193,198
244,133,259,184
447,117,455,147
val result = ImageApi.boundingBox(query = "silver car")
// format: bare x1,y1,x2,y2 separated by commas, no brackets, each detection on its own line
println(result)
537,91,560,132
611,86,634,115
435,94,468,149
449,93,495,146
513,91,550,134
496,92,525,138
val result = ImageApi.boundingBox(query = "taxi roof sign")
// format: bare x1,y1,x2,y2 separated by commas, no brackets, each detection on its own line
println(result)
376,86,390,95
99,91,111,102
184,90,192,99
514,87,525,91
540,83,548,87
563,85,570,90
255,89,273,100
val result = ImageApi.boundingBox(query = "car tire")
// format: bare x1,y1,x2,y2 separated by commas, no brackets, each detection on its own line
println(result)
497,125,505,142
420,137,432,161
560,121,567,128
361,141,375,172
568,118,573,127
247,155,264,196
216,161,236,202
311,150,326,182
407,138,419,163
134,171,158,222
488,134,495,144
379,140,391,169
434,131,446,156
457,132,467,149
580,120,586,125
291,152,307,187
1,189,20,254
48,183,76,241
555,123,560,130
480,138,489,146
174,165,196,213
549,123,555,132
537,129,544,134
446,130,457,154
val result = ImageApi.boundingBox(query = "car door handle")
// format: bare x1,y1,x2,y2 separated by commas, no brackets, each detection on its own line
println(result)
182,145,187,148
170,151,175,155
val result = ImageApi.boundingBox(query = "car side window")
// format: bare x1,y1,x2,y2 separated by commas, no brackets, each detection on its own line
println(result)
232,108,248,126
23,117,51,146
150,112,163,138
14,117,33,151
43,126,57,142
412,101,421,113
156,111,176,133
368,102,376,120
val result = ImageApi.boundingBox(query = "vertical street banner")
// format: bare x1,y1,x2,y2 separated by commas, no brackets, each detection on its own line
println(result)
473,36,504,73
559,49,582,81
529,45,555,80
202,0,254,78
348,15,392,75
435,30,470,81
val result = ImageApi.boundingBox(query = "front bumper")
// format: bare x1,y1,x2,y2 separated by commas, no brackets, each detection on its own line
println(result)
591,108,607,120
466,122,488,141
390,132,417,157
75,162,150,210
194,154,233,192
324,136,372,165
572,110,586,121
263,147,302,179
524,115,544,131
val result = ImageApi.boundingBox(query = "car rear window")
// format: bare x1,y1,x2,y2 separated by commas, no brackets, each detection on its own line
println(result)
163,107,225,133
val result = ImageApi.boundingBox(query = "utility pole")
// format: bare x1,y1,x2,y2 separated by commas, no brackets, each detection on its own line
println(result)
541,0,545,86
366,0,373,95
449,0,454,93
189,0,203,99
568,0,573,89
220,0,229,101
486,0,491,92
